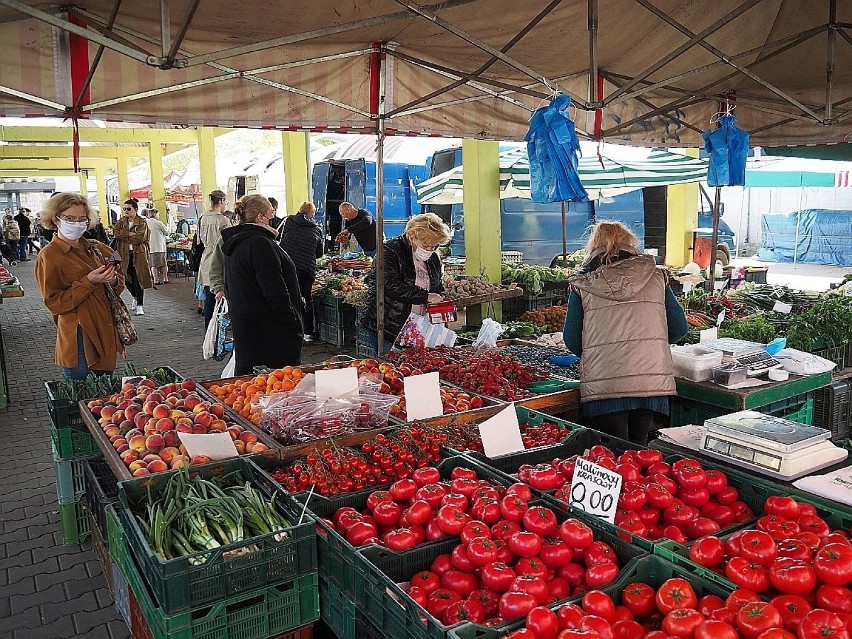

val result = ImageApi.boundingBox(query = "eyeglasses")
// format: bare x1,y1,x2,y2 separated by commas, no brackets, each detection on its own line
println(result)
58,214,89,223
420,244,439,251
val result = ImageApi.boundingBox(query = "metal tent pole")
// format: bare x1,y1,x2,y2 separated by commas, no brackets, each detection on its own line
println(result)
376,45,387,355
710,186,722,285
561,201,567,264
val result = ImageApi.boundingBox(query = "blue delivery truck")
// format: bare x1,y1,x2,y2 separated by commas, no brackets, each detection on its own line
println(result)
312,148,735,265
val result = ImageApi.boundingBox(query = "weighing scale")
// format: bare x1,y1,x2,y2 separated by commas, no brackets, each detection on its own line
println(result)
699,411,848,480
701,338,783,376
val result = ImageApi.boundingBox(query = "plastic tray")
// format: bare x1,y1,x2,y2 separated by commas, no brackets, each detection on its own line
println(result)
356,611,391,639
355,500,644,639
90,513,114,595
813,340,847,370
49,413,99,461
320,577,355,639
59,498,90,545
116,457,318,614
318,322,356,348
114,563,130,628
84,456,119,546
448,555,732,639
292,454,511,599
53,441,91,504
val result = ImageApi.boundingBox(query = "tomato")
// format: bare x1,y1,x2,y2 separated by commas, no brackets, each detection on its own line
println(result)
389,478,418,501
548,577,571,601
798,609,850,639
510,531,544,558
694,620,739,639
656,578,698,614
481,561,516,592
416,484,448,509
736,602,783,639
383,528,418,551
516,557,549,580
436,505,470,536
703,504,736,529
764,496,801,520
366,490,395,512
413,467,440,487
715,486,739,506
672,459,707,489
688,536,725,568
726,558,771,593
799,514,831,538
797,532,822,553
346,520,378,546
467,589,499,618
663,525,688,545
611,620,643,639
527,606,560,639
697,594,724,618
755,630,795,639
511,576,550,605
727,589,762,610
814,543,852,586
540,538,574,568
493,520,523,541
500,591,539,620
561,519,595,549
816,585,852,615
578,615,612,639
461,520,491,545
662,609,705,639
711,607,738,625
431,553,454,576
507,630,537,639
663,503,695,528
501,495,530,523
585,563,620,588
450,478,480,498
581,590,616,621
584,541,618,566
426,589,462,620
451,544,477,572
738,530,778,566
559,562,586,588
678,486,711,509
769,594,812,633
687,518,722,540
621,582,656,618
471,499,503,525
408,585,427,608
442,492,470,512
776,538,812,562
646,483,675,510
507,483,534,501
615,463,641,483
769,558,817,595
406,500,433,526
528,465,563,491
557,630,601,639
618,486,647,511
442,570,478,597
426,518,448,541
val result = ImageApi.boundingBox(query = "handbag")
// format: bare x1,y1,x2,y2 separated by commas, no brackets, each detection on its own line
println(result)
203,297,232,360
91,244,139,346
189,215,205,272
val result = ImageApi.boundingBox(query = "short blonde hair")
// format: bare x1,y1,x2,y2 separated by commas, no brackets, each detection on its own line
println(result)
404,213,451,247
234,194,271,223
40,193,96,230
299,201,316,217
585,220,640,263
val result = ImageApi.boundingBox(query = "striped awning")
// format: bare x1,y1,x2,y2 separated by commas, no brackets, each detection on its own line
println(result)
416,147,709,205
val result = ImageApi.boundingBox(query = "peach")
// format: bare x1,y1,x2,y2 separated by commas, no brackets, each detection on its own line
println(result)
110,410,126,425
147,460,168,474
128,460,147,473
87,399,103,410
109,434,123,444
147,391,164,402
171,456,189,470
89,406,103,418
111,436,126,447
119,420,134,433
233,440,246,454
143,454,162,464
176,422,194,434
225,427,242,441
178,389,190,399
143,400,159,416
125,428,143,440
192,402,211,414
145,434,165,453
193,411,214,428
209,419,227,432
152,404,171,419
140,378,156,388
239,431,258,444
155,418,175,432
125,404,142,420
134,412,150,429
159,447,180,464
250,442,269,453
163,430,180,448
104,425,120,438
191,455,211,465
116,443,129,454
117,399,134,411
210,404,225,418
166,396,179,408
128,435,147,453
132,467,151,477
184,395,202,410
178,444,187,455
181,379,197,391
191,424,208,435
120,450,139,463
169,409,186,421
101,405,117,419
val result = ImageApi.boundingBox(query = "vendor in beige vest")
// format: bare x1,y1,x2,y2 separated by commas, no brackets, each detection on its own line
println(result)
563,221,688,444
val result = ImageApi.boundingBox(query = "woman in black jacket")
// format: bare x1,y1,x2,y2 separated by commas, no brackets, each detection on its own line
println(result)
221,194,303,375
279,201,324,342
361,213,451,352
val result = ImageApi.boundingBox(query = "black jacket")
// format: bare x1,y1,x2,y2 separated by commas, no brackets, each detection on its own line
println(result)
345,208,377,252
361,236,444,342
221,224,304,373
279,214,323,273
14,213,31,237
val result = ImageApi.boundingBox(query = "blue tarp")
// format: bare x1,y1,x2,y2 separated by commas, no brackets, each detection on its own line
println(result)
758,209,852,266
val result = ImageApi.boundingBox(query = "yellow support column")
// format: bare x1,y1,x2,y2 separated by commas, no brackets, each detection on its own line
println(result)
462,139,502,324
282,132,311,215
115,152,130,205
95,165,109,225
666,148,700,268
78,170,88,199
148,141,166,220
197,127,218,209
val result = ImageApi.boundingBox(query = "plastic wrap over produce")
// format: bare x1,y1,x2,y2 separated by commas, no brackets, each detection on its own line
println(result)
758,209,852,266
254,373,398,445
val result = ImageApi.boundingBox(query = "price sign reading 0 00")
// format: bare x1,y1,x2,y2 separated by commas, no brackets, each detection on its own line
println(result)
569,482,615,513
568,457,623,524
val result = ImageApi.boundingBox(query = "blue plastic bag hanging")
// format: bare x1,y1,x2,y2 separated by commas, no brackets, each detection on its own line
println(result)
702,114,750,187
524,94,589,203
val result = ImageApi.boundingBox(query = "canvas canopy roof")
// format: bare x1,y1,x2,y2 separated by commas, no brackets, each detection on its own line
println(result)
0,0,849,147
415,146,709,204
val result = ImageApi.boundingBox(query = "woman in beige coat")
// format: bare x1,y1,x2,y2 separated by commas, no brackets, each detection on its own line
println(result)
112,198,152,315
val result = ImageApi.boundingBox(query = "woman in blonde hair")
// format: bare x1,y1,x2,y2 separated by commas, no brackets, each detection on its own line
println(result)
563,220,688,444
221,194,303,375
35,193,126,379
360,213,451,352
279,200,324,341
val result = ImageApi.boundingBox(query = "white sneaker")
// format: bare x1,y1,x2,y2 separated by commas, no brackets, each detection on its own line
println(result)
135,306,144,316
130,299,137,311
303,334,314,343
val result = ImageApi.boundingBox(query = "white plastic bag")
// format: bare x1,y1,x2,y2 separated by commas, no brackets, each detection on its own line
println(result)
221,351,236,378
775,348,837,375
203,297,228,360
472,318,505,349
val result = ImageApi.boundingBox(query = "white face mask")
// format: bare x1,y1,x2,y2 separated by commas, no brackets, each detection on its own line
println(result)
59,219,88,241
414,247,434,261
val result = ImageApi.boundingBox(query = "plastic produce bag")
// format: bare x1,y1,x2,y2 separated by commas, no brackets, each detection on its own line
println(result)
202,298,228,360
221,351,236,378
702,114,750,187
472,318,505,349
775,348,837,375
396,313,457,348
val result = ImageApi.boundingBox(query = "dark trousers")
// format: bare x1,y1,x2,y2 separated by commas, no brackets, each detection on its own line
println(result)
296,269,316,336
592,409,655,446
126,262,144,306
203,286,216,329
16,237,28,260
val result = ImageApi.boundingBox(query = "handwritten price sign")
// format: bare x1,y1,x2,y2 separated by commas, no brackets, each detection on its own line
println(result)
569,457,623,524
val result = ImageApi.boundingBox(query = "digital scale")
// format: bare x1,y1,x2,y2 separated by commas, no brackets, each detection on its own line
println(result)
701,338,784,377
700,411,848,480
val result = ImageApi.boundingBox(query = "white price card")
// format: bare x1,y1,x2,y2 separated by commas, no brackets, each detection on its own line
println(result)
700,327,718,343
315,367,359,400
773,301,793,314
716,310,726,326
177,431,239,461
403,372,443,420
478,404,524,458
569,457,623,524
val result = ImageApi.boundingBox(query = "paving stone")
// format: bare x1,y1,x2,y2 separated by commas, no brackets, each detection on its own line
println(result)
0,604,43,635
10,582,66,614
74,605,129,636
107,619,132,639
41,591,99,625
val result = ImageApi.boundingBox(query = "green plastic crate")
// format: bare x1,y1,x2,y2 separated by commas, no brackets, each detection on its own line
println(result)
654,500,852,592
320,577,355,639
106,504,124,565
53,441,92,504
813,340,848,370
45,380,87,431
123,531,320,639
780,398,814,425
355,500,644,639
318,322,355,348
59,499,90,545
49,414,99,461
116,457,318,614
670,391,816,427
293,454,508,599
448,555,733,639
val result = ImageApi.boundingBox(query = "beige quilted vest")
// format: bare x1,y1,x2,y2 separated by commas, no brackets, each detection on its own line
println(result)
571,255,676,403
